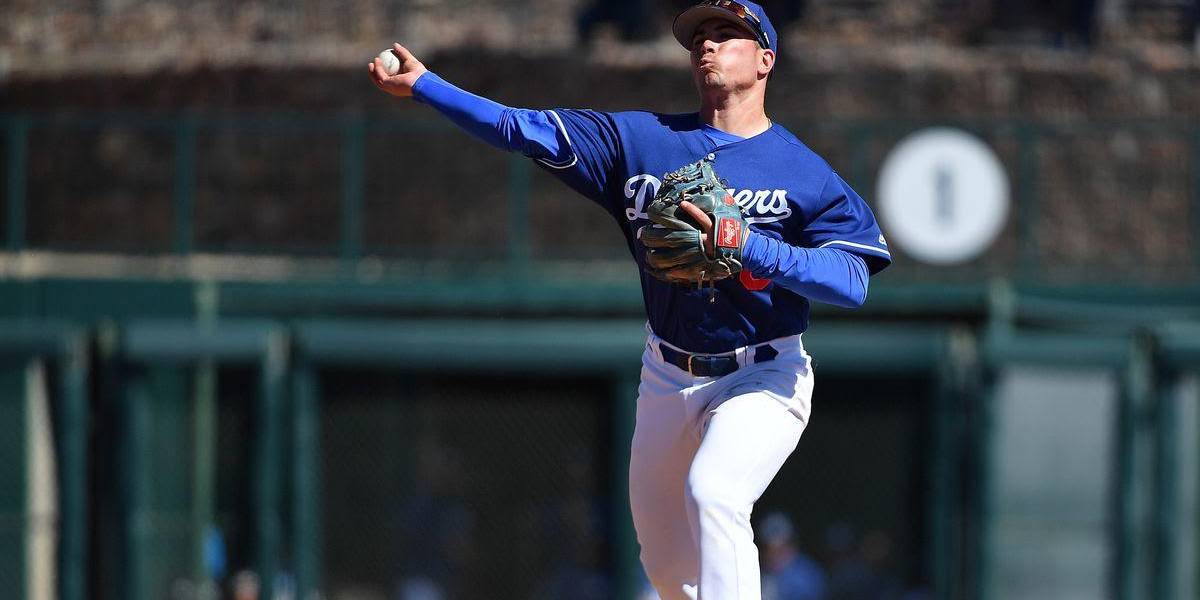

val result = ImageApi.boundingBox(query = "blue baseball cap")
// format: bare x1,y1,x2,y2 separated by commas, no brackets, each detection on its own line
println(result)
672,0,778,55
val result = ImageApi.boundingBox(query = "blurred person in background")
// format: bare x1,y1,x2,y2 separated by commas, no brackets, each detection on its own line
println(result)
823,522,872,600
823,522,903,600
393,435,477,600
368,1,890,598
534,446,611,600
233,570,260,600
758,511,826,600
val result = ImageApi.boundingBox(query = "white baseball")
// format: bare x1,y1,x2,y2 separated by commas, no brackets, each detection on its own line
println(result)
377,49,400,76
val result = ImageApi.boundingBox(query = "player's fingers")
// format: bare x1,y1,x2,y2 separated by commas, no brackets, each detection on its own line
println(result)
678,201,713,230
640,228,696,249
371,57,399,86
368,62,393,93
679,201,716,256
368,61,383,85
369,58,386,81
393,43,418,65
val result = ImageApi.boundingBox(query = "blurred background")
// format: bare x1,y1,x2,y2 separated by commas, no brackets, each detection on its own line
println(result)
2,0,1199,599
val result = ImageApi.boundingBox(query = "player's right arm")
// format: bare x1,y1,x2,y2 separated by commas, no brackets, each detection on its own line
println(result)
368,43,571,167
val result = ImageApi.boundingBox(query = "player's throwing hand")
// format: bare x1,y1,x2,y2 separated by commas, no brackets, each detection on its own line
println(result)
368,43,427,98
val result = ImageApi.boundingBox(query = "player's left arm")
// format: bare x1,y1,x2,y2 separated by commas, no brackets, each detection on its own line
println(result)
741,171,891,308
741,239,870,308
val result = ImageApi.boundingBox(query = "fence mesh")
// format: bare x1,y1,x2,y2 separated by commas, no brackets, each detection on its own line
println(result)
195,127,344,255
25,122,175,252
318,369,611,600
758,375,935,596
6,114,1198,285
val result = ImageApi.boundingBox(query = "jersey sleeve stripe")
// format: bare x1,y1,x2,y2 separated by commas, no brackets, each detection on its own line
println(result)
534,110,579,170
816,240,892,258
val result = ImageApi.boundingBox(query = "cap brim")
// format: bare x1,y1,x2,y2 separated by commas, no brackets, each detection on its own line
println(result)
672,6,759,50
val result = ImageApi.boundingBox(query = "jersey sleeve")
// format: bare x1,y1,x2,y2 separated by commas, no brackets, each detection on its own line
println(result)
799,172,892,274
534,109,622,205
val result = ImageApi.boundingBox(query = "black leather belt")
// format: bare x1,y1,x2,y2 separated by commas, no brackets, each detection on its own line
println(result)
659,343,779,377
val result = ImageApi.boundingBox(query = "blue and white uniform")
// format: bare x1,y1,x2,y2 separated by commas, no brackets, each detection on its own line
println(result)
411,59,888,599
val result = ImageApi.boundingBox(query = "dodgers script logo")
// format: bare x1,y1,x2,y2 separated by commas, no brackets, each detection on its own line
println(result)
624,175,793,224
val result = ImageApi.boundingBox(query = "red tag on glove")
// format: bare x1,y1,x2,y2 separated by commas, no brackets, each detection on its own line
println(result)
716,218,742,249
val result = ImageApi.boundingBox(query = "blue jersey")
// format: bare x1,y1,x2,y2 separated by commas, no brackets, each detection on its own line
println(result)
534,110,891,353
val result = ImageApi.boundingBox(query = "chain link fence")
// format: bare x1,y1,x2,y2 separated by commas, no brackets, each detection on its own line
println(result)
318,370,610,600
4,113,1196,285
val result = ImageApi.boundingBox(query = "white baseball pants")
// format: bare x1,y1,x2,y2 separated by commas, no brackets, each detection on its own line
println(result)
629,331,814,600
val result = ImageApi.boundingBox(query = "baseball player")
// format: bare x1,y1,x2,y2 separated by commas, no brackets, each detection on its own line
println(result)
368,1,891,598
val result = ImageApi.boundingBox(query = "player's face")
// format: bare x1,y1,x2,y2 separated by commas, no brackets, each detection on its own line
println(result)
689,18,770,92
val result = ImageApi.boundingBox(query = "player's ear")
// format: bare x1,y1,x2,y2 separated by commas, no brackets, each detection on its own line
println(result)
758,49,775,79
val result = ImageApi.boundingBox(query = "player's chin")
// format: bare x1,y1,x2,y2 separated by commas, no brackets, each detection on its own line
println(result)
695,71,724,90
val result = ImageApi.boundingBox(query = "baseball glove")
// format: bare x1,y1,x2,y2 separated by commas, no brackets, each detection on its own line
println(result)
639,157,749,287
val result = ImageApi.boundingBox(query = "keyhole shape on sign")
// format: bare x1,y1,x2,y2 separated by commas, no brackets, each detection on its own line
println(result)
877,128,1010,265
935,164,953,228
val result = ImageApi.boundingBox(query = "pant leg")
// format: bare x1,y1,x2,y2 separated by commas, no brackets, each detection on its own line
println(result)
684,367,813,599
628,350,703,600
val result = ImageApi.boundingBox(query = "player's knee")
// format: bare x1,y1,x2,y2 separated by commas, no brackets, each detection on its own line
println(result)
685,470,742,517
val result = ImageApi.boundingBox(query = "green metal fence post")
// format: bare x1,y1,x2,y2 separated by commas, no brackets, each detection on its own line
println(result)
971,368,996,600
96,322,121,600
122,367,151,600
1192,131,1200,279
56,332,89,600
0,359,28,599
292,357,322,600
507,155,532,270
190,359,216,585
5,116,29,252
193,282,218,586
340,117,366,261
173,116,198,255
1114,335,1153,600
255,330,288,598
930,328,974,600
611,370,640,600
973,281,1016,600
1152,362,1176,600
928,361,952,600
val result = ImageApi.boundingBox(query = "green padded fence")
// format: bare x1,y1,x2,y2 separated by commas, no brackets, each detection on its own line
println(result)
0,290,1197,599
106,319,287,600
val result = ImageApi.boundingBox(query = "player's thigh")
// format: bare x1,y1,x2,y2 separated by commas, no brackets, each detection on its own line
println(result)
628,379,703,582
629,383,697,505
688,389,807,507
629,355,700,484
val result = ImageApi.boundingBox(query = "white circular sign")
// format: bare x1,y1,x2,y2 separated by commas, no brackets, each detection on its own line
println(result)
876,127,1010,265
